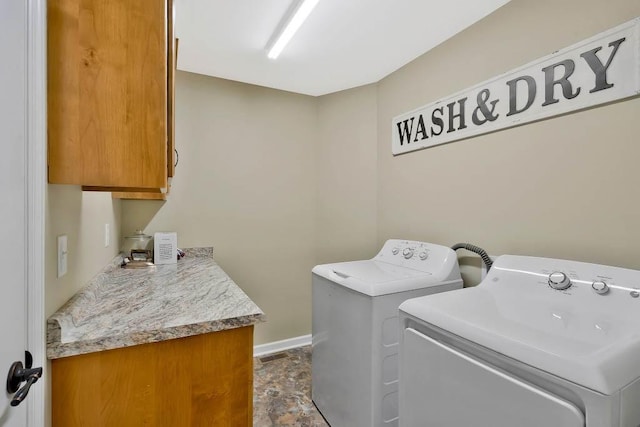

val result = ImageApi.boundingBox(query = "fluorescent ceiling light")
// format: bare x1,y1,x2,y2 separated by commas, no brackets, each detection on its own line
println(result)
267,0,320,59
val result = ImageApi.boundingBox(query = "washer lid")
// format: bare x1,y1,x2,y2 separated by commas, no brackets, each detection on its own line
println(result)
313,260,457,297
399,256,640,395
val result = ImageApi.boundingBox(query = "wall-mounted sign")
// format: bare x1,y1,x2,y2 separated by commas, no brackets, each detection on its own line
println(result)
392,17,640,155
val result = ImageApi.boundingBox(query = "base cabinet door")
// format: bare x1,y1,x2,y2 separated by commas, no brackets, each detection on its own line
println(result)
52,326,254,427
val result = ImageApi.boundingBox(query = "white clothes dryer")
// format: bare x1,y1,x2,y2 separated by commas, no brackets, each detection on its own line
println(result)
399,255,640,427
312,239,462,427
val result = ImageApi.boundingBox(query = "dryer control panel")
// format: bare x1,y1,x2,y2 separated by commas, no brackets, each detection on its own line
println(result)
485,255,640,302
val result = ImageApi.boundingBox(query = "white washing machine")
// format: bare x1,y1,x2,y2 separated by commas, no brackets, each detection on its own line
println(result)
399,255,640,427
312,239,462,427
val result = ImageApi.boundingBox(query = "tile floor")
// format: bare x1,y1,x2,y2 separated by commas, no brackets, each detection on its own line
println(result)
253,346,329,426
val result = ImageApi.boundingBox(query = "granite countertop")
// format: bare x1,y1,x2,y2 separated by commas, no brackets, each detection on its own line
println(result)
47,247,265,359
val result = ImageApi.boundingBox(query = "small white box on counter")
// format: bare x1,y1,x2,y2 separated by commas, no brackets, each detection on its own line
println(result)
154,232,177,265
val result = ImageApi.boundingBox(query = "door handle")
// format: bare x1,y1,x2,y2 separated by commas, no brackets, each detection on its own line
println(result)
6,355,42,407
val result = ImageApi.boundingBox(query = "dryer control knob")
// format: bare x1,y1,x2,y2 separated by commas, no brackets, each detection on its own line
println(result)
548,272,571,290
392,247,400,255
592,281,609,295
419,251,429,260
402,248,414,259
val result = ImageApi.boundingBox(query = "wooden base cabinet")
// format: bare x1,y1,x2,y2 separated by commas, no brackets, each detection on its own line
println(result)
51,326,254,426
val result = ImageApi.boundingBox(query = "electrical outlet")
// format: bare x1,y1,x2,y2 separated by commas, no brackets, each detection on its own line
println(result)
105,223,110,247
57,235,68,278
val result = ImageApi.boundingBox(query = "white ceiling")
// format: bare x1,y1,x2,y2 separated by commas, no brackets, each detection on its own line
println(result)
175,0,511,96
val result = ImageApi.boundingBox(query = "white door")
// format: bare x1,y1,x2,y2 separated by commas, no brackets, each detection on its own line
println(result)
0,0,29,424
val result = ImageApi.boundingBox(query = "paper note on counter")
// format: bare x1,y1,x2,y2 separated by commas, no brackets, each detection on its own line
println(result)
154,232,177,264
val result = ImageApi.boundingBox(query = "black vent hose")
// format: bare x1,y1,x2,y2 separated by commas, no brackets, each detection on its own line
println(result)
451,243,493,272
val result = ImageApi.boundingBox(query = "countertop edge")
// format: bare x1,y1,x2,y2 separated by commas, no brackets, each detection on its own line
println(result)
47,313,266,359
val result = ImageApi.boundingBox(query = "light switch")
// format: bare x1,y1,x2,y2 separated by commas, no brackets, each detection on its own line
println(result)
105,223,110,247
57,235,68,278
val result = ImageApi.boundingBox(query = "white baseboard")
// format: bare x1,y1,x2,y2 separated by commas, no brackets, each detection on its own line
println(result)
253,334,312,357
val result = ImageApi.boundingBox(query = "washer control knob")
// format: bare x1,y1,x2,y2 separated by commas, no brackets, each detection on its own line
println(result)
592,281,609,295
548,272,571,290
402,248,414,259
392,247,400,255
419,251,429,260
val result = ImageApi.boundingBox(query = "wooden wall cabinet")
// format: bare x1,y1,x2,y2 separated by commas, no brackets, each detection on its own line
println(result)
48,0,176,194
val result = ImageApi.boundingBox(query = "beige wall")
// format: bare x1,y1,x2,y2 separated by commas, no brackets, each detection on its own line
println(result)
377,0,640,282
46,186,121,317
316,85,379,265
121,74,379,345
121,72,319,345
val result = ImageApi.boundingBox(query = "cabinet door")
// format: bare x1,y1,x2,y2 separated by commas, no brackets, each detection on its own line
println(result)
48,0,168,189
167,0,176,179
112,0,175,200
52,327,255,426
